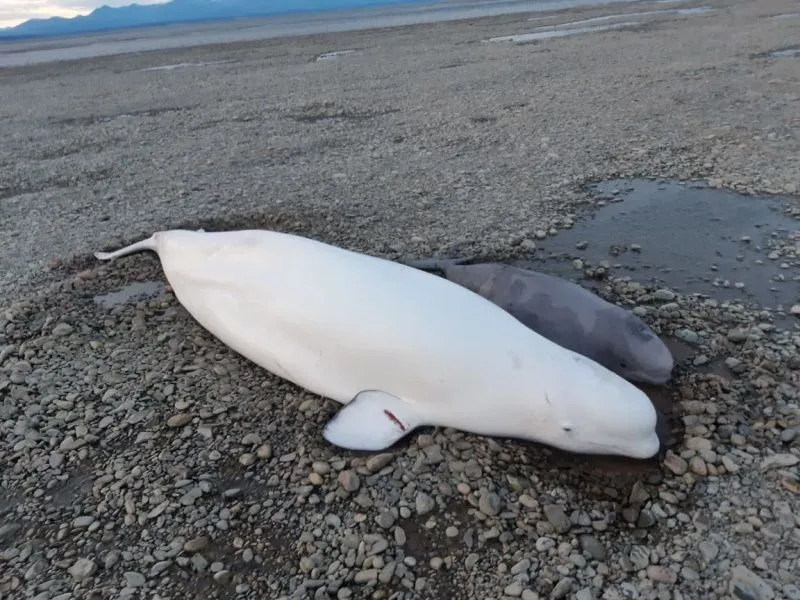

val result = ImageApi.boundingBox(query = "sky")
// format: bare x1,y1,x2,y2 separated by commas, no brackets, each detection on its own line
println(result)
0,0,167,28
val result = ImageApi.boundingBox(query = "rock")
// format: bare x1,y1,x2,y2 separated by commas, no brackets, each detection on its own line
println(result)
729,565,775,600
354,569,378,584
654,289,676,301
629,545,650,569
647,565,678,584
366,453,394,472
727,328,749,343
511,558,531,575
375,509,395,529
72,516,94,529
761,454,799,469
184,536,210,553
124,571,146,588
689,456,708,476
415,492,436,515
68,558,97,581
543,505,571,533
478,491,501,516
551,577,573,599
663,451,688,475
699,541,719,562
579,535,606,561
167,413,192,427
686,437,713,451
721,454,740,473
150,561,171,576
575,588,593,600
338,470,360,492
213,570,232,584
52,322,74,337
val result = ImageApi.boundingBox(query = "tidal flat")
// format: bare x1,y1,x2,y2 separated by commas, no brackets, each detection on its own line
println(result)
0,1,798,599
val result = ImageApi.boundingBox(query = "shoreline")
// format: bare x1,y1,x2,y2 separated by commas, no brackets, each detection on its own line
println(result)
3,0,667,68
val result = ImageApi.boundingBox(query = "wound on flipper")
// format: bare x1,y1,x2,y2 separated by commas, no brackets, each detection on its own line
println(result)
322,390,423,451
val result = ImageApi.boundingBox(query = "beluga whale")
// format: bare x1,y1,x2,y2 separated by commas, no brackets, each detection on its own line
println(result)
405,257,675,385
94,228,661,459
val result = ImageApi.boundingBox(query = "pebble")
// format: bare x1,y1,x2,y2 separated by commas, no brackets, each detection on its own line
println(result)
338,470,360,492
167,413,192,427
184,536,210,553
579,535,606,561
654,289,676,301
505,582,523,597
647,565,678,584
551,577,573,599
123,572,146,588
366,453,394,472
685,437,713,451
511,558,531,575
354,569,378,583
629,545,650,569
415,492,436,515
761,454,799,469
689,456,708,476
543,505,571,533
699,541,719,562
478,491,501,516
52,322,74,337
72,516,94,529
730,565,775,600
68,558,97,581
663,451,688,475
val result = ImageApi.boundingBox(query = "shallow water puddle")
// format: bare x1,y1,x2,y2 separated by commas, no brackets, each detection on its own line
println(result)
770,12,800,21
140,59,235,71
769,47,800,58
529,5,713,26
489,3,714,43
93,281,164,309
525,179,799,321
484,21,640,43
315,49,357,61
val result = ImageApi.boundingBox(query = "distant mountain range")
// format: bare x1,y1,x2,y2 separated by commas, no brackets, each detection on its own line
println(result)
0,0,439,40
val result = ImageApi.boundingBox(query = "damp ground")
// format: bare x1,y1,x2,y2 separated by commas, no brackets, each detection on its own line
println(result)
93,280,164,309
520,178,800,326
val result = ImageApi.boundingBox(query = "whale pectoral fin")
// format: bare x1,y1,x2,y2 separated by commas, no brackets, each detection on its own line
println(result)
322,390,423,451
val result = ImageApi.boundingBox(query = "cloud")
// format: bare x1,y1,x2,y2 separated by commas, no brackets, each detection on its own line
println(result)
0,0,167,28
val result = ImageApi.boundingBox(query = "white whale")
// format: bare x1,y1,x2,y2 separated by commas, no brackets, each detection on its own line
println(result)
94,228,661,459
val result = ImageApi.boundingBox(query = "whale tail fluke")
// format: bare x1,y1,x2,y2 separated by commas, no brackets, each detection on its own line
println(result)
94,234,159,262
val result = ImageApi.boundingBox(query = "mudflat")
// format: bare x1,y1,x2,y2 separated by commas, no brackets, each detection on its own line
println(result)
1,1,798,599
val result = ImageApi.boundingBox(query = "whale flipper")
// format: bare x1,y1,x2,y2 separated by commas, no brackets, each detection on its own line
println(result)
322,390,424,451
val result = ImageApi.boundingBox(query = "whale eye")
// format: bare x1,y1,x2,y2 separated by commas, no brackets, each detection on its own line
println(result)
562,424,573,433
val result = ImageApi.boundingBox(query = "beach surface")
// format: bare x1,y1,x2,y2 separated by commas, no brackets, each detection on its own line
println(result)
1,1,799,599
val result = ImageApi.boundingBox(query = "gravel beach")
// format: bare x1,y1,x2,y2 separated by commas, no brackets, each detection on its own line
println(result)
1,0,799,599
